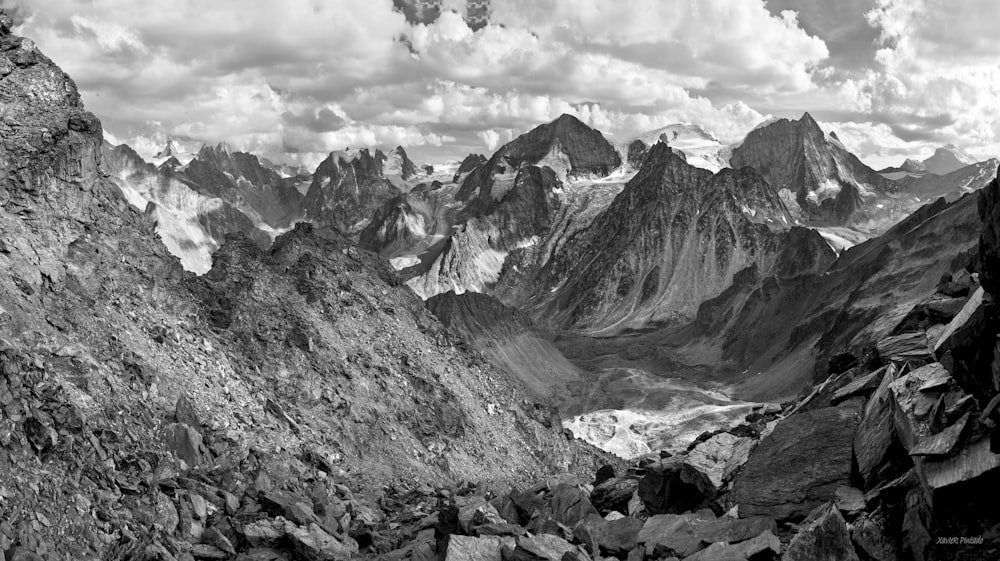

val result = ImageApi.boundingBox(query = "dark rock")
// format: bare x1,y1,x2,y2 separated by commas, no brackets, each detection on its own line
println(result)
828,352,859,376
548,484,598,527
590,476,639,515
853,365,908,488
850,511,900,561
782,503,859,561
830,367,885,405
876,332,933,364
638,460,716,515
732,406,859,521
161,423,211,467
593,465,616,486
202,528,236,555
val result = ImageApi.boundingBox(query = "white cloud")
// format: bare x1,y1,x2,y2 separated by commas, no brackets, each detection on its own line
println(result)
25,0,997,167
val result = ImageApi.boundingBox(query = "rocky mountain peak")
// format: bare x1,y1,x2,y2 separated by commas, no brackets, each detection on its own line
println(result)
924,144,977,175
731,111,892,225
502,113,621,178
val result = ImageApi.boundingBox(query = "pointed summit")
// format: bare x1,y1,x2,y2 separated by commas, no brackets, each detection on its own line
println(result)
731,112,892,225
502,113,621,178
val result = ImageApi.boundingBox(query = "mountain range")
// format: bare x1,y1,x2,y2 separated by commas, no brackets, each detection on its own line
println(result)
3,12,1000,559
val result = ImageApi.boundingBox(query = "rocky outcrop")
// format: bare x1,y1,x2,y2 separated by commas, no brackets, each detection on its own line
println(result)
300,148,400,235
731,406,859,521
730,112,893,225
528,142,834,332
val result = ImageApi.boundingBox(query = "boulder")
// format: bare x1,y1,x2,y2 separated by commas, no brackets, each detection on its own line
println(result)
573,514,643,555
287,523,359,560
831,367,886,405
458,497,504,534
161,423,211,467
638,460,716,515
919,436,1000,492
782,503,859,561
888,362,966,454
685,432,756,488
636,511,716,558
695,516,777,545
877,332,933,364
853,365,907,488
445,535,515,561
684,530,781,561
850,511,900,561
590,476,639,515
513,533,585,561
732,407,858,520
548,483,598,527
175,395,203,432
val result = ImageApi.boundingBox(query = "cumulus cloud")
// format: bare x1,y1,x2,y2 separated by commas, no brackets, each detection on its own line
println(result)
9,0,995,167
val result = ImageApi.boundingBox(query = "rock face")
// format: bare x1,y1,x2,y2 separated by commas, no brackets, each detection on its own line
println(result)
731,406,859,521
183,142,304,228
380,145,419,187
730,112,893,225
410,164,565,299
300,148,400,235
529,143,835,331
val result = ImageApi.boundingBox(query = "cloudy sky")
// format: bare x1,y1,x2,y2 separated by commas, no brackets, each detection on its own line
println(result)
4,0,999,169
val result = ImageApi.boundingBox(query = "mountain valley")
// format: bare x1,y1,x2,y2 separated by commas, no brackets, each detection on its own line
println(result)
2,8,1000,560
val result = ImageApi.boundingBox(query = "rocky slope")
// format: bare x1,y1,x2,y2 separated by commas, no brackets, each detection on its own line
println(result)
526,142,836,332
426,291,583,405
687,189,984,402
895,158,999,201
730,113,895,226
0,17,611,559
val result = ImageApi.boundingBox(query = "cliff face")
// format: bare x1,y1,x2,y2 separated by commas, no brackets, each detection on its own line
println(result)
183,143,304,228
730,113,893,225
0,18,609,558
300,148,400,236
529,143,835,332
